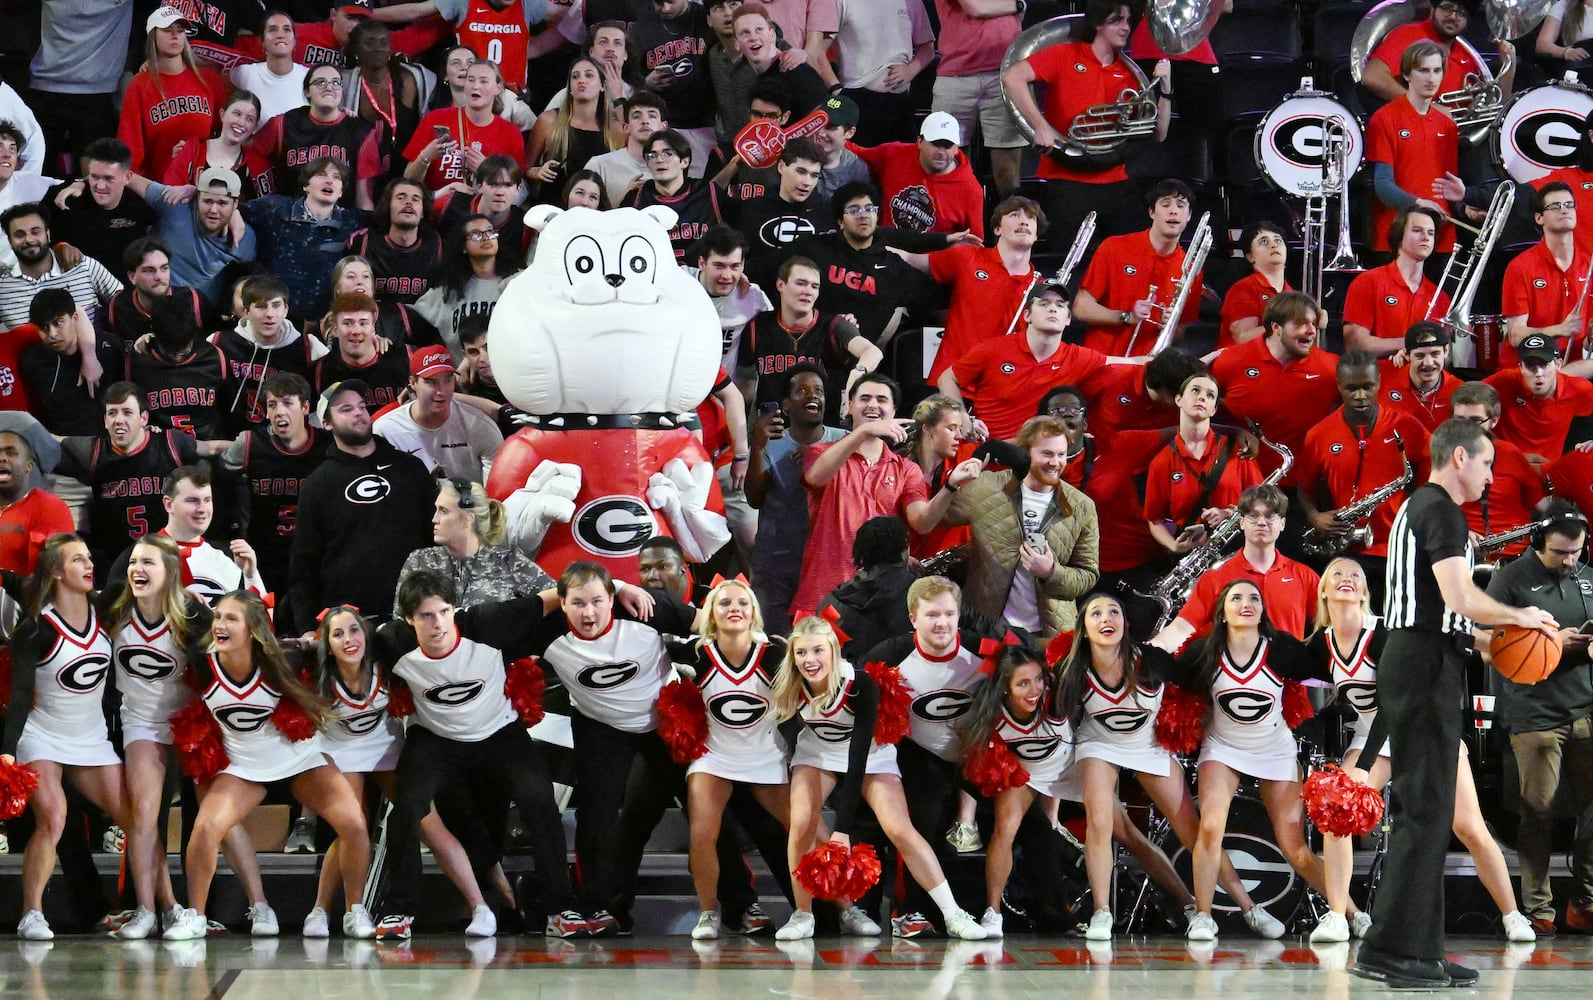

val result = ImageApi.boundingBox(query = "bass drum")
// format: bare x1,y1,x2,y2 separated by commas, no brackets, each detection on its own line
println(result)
1452,314,1502,373
1254,92,1364,198
1157,793,1305,921
1494,80,1593,183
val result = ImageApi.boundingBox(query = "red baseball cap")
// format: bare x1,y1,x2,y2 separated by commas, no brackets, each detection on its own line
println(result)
410,346,456,379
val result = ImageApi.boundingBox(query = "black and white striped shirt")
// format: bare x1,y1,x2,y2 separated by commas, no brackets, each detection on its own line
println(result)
1385,482,1474,635
0,256,122,329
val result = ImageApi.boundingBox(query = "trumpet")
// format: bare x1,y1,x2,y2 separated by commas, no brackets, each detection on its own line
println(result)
1423,182,1516,340
1127,212,1213,356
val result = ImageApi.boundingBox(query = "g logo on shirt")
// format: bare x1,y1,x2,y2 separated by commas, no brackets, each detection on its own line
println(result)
911,689,974,723
116,647,177,682
1330,442,1344,453
1534,278,1548,288
1006,736,1062,762
1074,62,1088,73
1217,689,1274,724
573,496,658,556
578,661,641,689
424,680,486,706
806,719,853,743
974,270,989,280
1337,681,1378,714
707,691,769,728
1388,391,1403,401
58,653,112,693
1124,265,1138,275
340,708,388,736
1093,708,1149,734
1171,471,1185,482
1117,395,1131,405
1384,296,1399,306
1001,363,1017,374
1245,367,1261,378
1398,129,1412,139
345,474,392,504
216,704,274,733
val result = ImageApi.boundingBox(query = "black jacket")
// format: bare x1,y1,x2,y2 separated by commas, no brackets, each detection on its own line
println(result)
289,436,433,628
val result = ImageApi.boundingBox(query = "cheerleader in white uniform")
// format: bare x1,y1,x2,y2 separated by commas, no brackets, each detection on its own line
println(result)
667,578,792,941
163,592,373,941
1058,591,1283,941
306,606,501,938
1161,578,1333,941
1308,558,1532,944
1,534,130,941
772,615,986,941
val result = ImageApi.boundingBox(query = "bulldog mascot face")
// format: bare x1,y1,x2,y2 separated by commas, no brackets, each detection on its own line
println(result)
483,206,731,575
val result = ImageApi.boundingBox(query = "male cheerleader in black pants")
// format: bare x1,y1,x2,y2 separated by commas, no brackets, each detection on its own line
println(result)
1353,418,1556,987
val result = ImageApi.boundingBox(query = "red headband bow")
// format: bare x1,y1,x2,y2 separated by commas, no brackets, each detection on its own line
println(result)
977,630,1024,676
316,604,361,624
791,605,852,646
708,573,750,588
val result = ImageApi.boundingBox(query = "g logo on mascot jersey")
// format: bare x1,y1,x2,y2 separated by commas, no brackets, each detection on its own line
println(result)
425,680,486,706
573,495,657,556
58,653,112,692
911,689,973,723
116,647,178,682
578,661,641,690
708,692,769,729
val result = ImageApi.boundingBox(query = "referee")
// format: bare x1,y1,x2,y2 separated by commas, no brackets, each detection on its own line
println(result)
1353,418,1557,988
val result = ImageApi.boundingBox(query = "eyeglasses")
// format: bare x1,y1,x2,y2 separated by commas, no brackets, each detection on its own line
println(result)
1241,512,1283,523
465,229,499,242
1542,200,1576,213
309,78,343,90
1434,1,1468,15
1048,405,1086,417
643,149,680,162
843,204,879,217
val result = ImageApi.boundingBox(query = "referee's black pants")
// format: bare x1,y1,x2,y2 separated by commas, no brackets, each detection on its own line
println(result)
380,722,570,918
1364,628,1466,962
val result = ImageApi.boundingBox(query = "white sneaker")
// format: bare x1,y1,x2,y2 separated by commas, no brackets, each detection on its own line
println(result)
162,904,186,931
775,910,816,941
466,905,496,938
945,821,983,853
343,904,375,940
118,908,158,941
248,902,279,937
17,910,53,941
1244,904,1285,939
979,907,1004,938
162,908,208,941
1310,911,1349,944
943,908,987,940
1086,909,1114,941
691,910,721,940
1350,910,1373,939
102,825,127,854
1186,911,1219,942
840,905,881,936
0,830,8,854
283,816,317,855
1504,910,1537,943
302,906,330,939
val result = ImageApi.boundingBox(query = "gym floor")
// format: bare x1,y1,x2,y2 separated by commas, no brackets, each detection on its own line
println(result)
6,933,1592,999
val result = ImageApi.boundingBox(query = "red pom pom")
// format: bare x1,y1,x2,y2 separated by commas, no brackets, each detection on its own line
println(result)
963,735,1031,797
169,698,231,784
1154,684,1208,754
865,661,912,745
504,656,546,726
794,841,883,901
1283,679,1315,729
0,757,39,820
1303,765,1385,837
386,681,415,718
656,679,709,763
1045,630,1075,667
272,695,319,742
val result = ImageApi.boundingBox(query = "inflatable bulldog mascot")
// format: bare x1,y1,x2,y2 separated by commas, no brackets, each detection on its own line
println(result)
484,205,730,576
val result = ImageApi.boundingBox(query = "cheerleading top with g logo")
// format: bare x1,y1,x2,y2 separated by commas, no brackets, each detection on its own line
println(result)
667,634,787,783
1193,634,1326,782
113,598,210,744
197,653,328,782
5,603,120,767
1072,644,1179,777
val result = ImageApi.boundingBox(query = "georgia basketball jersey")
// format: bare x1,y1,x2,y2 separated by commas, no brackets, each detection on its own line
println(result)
456,0,530,88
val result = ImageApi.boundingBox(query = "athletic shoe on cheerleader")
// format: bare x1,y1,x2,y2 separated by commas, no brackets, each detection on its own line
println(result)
943,908,987,940
945,821,982,853
775,910,815,941
1085,909,1114,941
692,910,721,941
465,905,497,937
118,908,159,941
839,905,881,936
1310,911,1349,944
978,908,1004,939
1350,910,1374,939
248,902,279,937
342,905,375,939
162,908,208,941
1186,911,1218,942
283,816,317,855
1503,910,1538,943
302,907,330,939
1244,905,1285,939
18,910,53,941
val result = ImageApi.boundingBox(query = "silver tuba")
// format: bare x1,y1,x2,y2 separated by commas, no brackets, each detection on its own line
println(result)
1000,15,1159,172
1146,0,1225,56
1351,0,1508,144
1482,0,1555,39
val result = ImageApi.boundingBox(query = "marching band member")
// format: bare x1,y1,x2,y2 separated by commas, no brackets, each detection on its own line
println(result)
1072,180,1202,357
1364,42,1468,260
1378,321,1463,431
1218,223,1293,350
1452,383,1546,561
1142,372,1261,558
1343,206,1451,357
1362,1,1513,109
1502,181,1593,367
1535,110,1593,255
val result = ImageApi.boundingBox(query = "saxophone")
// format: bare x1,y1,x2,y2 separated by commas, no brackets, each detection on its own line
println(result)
1299,434,1412,559
1471,517,1556,580
1136,430,1293,633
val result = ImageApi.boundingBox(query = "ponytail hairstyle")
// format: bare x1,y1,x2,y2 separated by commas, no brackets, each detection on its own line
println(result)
215,590,329,724
26,533,90,620
957,643,1049,759
438,477,508,545
771,615,846,721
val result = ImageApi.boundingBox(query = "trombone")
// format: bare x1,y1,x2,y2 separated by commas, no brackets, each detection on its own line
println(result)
1126,212,1213,357
1303,114,1364,304
1423,182,1516,339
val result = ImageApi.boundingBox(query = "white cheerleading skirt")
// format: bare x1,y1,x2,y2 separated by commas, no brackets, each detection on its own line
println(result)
791,729,898,777
688,745,790,785
222,734,333,783
325,728,403,774
1199,727,1300,783
16,717,121,768
1073,738,1176,777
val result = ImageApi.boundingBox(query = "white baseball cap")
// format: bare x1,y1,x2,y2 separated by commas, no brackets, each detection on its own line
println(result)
919,112,962,146
146,6,190,33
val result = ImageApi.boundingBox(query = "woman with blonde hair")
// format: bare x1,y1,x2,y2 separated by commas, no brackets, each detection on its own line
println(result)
773,615,986,941
117,8,230,179
394,478,553,615
327,254,440,348
527,57,621,196
902,395,975,568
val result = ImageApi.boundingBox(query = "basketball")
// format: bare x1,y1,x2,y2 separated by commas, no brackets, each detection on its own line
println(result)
1489,625,1562,685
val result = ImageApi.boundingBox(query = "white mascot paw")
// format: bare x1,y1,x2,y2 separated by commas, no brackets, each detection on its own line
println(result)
648,459,730,563
646,470,681,518
503,461,583,555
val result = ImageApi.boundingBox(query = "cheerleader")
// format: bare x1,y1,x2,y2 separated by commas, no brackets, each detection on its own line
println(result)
667,577,792,940
773,615,986,941
1152,578,1335,941
1058,591,1285,941
1308,558,1535,944
108,536,273,941
1,535,130,941
308,605,501,938
163,591,372,941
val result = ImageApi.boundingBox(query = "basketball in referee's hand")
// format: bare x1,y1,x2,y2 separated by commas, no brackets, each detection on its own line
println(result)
1489,624,1562,684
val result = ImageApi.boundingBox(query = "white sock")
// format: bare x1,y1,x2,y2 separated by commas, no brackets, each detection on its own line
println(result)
926,880,959,917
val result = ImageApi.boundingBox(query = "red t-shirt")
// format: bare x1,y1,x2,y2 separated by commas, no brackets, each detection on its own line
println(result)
1364,95,1460,253
1217,271,1291,350
1083,363,1177,442
1023,41,1142,183
1485,368,1593,459
1537,168,1593,256
1377,362,1462,432
0,488,75,575
1547,448,1593,522
162,139,274,200
913,443,978,561
952,337,1107,442
1078,231,1200,356
794,444,929,611
404,108,528,191
849,141,987,239
1500,239,1593,367
1082,428,1167,574
0,325,38,414
117,67,229,180
1176,550,1321,641
1209,336,1342,486
1342,261,1450,345
1462,437,1544,558
925,245,1042,384
1142,429,1263,527
1298,408,1432,558
1369,22,1484,98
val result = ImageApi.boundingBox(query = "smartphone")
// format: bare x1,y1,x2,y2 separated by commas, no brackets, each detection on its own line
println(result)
432,125,452,143
757,401,780,418
1025,531,1047,551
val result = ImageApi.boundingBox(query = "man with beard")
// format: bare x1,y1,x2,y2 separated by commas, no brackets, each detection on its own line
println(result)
106,239,213,350
127,297,230,442
850,112,985,240
0,414,73,574
1297,350,1433,604
290,379,433,628
1345,207,1451,357
1380,321,1464,431
135,166,258,308
1486,333,1593,465
348,178,443,304
1362,0,1514,106
1502,182,1591,369
220,373,330,634
54,382,202,573
314,292,410,410
0,203,122,330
